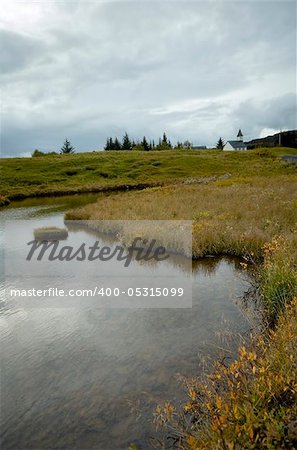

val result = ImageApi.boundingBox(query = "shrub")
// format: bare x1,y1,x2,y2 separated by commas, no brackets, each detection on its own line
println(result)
32,149,45,157
154,298,297,449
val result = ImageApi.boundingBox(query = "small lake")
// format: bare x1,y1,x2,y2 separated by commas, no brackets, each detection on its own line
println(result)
0,195,255,449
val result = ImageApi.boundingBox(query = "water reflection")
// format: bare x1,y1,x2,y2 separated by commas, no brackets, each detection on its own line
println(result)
0,203,255,450
6,192,102,212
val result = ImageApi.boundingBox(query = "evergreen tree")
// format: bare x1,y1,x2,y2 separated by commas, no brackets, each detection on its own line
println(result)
104,137,113,151
60,138,75,154
114,137,122,150
216,137,225,150
141,136,150,151
122,132,132,150
155,133,172,150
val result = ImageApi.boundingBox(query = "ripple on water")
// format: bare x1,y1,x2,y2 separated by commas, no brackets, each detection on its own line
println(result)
0,203,255,450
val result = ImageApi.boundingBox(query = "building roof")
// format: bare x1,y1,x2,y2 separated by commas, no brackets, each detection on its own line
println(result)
237,129,243,137
226,140,247,149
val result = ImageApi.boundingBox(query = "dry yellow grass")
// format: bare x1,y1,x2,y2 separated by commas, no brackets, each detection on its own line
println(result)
66,174,297,259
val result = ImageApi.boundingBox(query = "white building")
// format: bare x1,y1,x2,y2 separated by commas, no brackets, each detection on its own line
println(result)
224,129,247,151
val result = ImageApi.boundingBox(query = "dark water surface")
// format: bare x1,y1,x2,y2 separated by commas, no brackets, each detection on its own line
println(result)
0,196,254,449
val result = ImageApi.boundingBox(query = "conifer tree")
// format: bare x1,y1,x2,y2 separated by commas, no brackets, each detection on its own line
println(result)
60,138,75,154
141,136,150,151
114,137,122,150
104,137,113,151
216,137,225,150
122,132,132,150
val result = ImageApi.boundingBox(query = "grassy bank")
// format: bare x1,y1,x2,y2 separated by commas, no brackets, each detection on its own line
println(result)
66,173,296,259
0,147,296,201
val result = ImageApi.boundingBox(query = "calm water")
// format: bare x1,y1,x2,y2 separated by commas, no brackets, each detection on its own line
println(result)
0,196,254,449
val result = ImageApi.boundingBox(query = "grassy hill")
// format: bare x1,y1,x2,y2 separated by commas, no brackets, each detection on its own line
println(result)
0,147,296,201
246,130,297,149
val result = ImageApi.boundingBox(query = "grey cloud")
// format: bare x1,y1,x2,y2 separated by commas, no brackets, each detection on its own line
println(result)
1,1,296,155
0,29,45,75
233,93,297,137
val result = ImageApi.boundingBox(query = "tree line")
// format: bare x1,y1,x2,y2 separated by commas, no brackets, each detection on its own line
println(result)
105,132,173,151
32,135,227,157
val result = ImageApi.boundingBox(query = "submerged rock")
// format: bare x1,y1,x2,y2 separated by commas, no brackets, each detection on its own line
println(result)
33,227,68,240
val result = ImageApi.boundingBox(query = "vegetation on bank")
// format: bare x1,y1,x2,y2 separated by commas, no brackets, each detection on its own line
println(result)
260,237,297,324
65,174,296,262
0,194,10,207
154,296,297,449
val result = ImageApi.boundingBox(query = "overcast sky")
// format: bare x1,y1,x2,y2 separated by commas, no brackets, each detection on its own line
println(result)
1,1,296,156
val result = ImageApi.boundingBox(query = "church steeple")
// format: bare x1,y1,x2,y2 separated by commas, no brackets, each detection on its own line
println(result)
237,129,243,141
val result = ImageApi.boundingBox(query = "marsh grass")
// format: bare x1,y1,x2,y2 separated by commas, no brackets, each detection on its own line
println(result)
66,175,297,260
260,237,297,325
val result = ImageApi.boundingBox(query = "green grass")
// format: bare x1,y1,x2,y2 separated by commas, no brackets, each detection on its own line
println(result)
0,147,296,201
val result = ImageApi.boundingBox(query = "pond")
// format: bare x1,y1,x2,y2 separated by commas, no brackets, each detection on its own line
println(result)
0,196,255,449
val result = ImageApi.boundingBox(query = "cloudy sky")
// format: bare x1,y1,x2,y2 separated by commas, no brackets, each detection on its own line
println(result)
1,0,296,156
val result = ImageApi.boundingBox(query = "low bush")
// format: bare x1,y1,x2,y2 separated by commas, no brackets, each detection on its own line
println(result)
154,297,297,449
